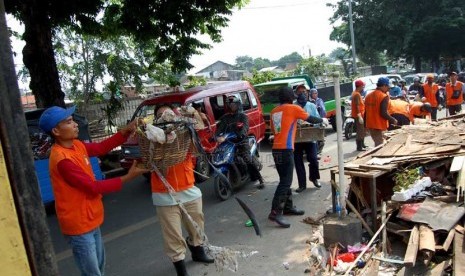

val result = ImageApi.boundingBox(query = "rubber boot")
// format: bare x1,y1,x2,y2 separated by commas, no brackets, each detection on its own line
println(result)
268,197,291,228
283,193,305,216
362,138,368,149
173,260,190,276
186,237,214,263
356,140,365,151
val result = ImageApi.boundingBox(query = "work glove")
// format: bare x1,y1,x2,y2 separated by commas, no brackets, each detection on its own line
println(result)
357,114,364,125
321,118,329,127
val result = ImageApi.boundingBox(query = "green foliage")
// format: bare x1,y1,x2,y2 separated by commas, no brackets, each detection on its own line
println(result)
242,70,277,85
184,76,207,89
298,56,328,78
275,52,303,68
235,55,272,71
393,166,420,192
5,0,247,107
100,81,124,133
328,0,465,70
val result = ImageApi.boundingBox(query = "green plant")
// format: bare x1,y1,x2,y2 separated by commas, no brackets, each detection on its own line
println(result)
393,166,419,192
101,81,124,134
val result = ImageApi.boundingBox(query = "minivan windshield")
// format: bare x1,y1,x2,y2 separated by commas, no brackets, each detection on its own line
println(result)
133,102,183,123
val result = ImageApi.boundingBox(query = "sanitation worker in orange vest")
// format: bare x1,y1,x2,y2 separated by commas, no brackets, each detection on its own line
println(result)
409,102,432,123
446,71,465,116
352,79,367,151
421,74,440,120
150,105,214,276
39,106,149,276
364,77,398,146
269,86,324,228
388,99,411,130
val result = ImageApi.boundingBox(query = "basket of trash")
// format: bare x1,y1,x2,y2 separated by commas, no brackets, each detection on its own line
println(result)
137,121,192,173
295,125,325,143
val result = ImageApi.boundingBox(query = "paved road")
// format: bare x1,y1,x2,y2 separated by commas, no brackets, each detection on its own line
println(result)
46,127,370,275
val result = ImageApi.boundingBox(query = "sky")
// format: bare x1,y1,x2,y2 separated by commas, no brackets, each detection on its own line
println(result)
189,0,344,73
7,0,344,87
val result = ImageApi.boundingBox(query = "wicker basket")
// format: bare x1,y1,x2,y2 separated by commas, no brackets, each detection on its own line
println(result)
138,123,192,173
295,126,325,143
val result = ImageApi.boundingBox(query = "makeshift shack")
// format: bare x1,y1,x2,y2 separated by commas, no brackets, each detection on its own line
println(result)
312,114,465,275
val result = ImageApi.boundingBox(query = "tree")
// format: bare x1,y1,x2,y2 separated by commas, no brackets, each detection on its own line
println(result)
54,27,151,104
274,52,303,68
329,47,351,77
242,70,277,85
252,57,272,70
5,0,247,108
298,56,328,79
235,55,254,71
328,0,465,72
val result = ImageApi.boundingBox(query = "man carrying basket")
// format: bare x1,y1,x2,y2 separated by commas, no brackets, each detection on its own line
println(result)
149,105,214,276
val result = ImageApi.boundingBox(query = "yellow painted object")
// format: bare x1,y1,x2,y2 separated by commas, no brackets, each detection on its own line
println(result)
0,141,32,275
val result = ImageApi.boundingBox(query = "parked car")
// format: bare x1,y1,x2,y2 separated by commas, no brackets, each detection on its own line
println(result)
26,109,104,206
119,81,266,182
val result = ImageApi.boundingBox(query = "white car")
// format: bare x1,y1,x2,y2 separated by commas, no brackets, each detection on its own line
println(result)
352,74,402,95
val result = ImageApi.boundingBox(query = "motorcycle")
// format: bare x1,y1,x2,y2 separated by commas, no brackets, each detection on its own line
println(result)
211,132,261,201
342,98,355,140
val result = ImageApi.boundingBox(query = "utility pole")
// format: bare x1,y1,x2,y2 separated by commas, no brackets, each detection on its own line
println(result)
348,0,357,75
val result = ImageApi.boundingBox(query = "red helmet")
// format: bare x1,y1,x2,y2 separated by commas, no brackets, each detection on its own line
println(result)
355,79,365,87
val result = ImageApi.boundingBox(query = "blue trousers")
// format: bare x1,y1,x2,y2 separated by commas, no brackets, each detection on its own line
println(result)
66,227,105,276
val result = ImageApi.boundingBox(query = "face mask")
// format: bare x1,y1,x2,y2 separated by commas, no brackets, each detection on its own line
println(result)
297,93,307,105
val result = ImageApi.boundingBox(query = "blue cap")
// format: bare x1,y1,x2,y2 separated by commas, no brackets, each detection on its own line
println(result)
377,77,390,86
39,106,76,132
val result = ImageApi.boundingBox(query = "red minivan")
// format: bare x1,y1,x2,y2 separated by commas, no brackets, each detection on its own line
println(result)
120,81,266,182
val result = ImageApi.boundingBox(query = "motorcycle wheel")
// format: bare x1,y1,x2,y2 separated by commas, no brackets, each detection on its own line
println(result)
214,173,232,201
344,122,355,140
194,155,210,183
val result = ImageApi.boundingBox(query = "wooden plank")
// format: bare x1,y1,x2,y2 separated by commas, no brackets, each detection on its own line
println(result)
358,164,396,171
454,231,465,276
456,224,465,234
419,225,435,266
442,228,455,252
404,226,419,266
425,260,451,276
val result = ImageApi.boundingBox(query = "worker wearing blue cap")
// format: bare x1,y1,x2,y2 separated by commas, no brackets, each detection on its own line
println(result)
364,77,398,146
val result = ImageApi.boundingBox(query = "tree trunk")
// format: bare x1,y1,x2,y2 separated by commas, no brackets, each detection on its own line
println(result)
19,0,65,108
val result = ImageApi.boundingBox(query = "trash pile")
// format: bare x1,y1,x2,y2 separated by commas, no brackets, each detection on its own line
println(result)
308,114,465,275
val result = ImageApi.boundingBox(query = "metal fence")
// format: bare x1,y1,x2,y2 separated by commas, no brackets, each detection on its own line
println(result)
77,98,142,142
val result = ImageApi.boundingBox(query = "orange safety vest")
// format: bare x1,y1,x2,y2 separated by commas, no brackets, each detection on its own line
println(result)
446,81,464,106
388,99,410,118
365,89,389,131
422,83,439,107
151,154,195,193
409,102,430,122
351,91,365,118
49,140,103,235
